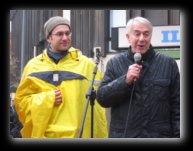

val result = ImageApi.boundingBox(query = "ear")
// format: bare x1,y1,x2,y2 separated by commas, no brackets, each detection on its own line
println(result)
126,34,130,43
47,36,51,43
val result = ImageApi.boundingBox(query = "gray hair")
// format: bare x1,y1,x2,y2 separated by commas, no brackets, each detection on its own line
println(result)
126,16,153,35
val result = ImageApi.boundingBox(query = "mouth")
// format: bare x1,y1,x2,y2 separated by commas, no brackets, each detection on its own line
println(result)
60,43,68,46
137,45,145,49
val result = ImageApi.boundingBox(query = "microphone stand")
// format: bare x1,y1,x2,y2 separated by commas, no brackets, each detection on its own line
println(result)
78,49,101,138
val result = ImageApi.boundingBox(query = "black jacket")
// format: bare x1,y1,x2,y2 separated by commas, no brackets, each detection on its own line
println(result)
10,106,23,138
96,45,180,138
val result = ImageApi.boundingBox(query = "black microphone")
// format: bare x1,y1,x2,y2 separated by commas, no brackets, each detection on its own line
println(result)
134,53,142,81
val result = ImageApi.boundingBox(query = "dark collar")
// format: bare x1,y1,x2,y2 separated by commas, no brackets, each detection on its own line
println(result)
127,44,155,64
46,45,69,64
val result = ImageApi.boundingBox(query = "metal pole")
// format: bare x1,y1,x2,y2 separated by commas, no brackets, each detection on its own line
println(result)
21,10,26,75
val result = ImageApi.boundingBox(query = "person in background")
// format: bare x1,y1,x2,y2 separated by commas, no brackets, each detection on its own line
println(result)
14,16,108,138
96,16,180,138
10,104,22,138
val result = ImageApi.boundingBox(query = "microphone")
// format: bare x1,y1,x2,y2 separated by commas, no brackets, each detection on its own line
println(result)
133,53,142,81
134,53,142,64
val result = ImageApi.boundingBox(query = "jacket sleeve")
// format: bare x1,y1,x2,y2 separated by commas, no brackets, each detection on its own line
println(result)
96,58,133,108
170,59,180,137
14,76,56,138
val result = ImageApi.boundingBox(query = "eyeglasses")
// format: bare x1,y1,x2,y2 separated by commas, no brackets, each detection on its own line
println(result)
51,32,72,38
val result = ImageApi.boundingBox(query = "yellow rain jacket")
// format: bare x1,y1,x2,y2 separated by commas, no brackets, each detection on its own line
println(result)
14,47,108,138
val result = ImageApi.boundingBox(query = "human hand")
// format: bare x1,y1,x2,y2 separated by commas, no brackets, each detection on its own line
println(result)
125,64,142,85
54,89,62,106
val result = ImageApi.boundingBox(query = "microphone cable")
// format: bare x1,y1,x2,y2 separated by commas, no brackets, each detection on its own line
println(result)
123,82,136,138
123,53,141,137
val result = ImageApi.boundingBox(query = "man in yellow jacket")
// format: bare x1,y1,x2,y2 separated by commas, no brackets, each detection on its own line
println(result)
14,16,108,138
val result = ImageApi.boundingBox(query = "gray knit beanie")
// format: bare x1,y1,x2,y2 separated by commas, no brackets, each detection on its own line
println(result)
44,16,71,39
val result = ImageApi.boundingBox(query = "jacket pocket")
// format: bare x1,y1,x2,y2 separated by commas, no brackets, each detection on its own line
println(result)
151,79,170,101
109,120,125,138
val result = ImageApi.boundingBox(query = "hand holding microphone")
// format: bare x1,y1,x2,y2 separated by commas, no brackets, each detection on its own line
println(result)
125,53,142,85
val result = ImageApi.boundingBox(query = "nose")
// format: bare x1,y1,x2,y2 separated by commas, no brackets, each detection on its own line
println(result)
139,34,145,41
61,34,69,40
